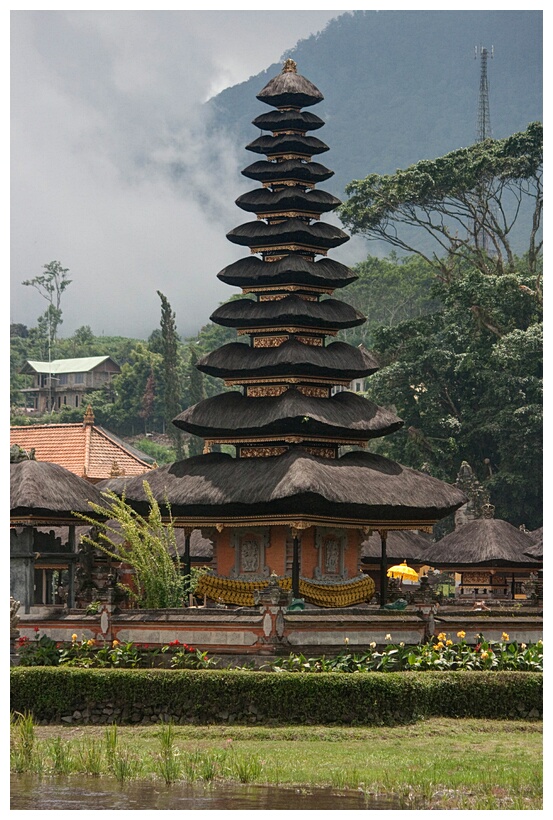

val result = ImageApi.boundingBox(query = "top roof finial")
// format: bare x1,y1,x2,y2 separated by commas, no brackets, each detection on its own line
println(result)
282,58,297,74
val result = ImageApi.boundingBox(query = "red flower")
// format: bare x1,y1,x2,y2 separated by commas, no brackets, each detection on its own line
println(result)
169,639,180,646
474,643,481,652
33,626,40,633
143,644,149,650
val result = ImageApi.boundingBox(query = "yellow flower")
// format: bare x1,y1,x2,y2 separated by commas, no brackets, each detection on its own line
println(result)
502,632,510,642
521,643,527,650
435,641,444,650
112,639,119,647
87,639,95,647
457,631,466,639
71,633,78,642
385,634,392,641
481,650,489,659
438,632,447,642
399,641,405,648
446,639,453,647
344,637,350,645
369,642,377,650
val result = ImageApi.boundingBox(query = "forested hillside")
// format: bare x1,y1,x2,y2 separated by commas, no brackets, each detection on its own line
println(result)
209,10,542,201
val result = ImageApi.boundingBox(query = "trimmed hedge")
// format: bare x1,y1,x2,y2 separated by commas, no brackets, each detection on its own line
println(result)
10,667,542,725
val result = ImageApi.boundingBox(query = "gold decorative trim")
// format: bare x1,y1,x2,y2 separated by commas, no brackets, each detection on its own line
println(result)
242,285,333,296
252,336,287,348
225,376,352,387
262,181,315,189
252,244,328,256
297,385,330,398
273,130,306,137
246,385,288,397
170,514,441,530
204,434,367,447
239,446,288,458
267,153,312,162
238,326,336,337
258,292,318,302
304,446,336,459
296,336,323,346
282,59,297,73
256,211,321,220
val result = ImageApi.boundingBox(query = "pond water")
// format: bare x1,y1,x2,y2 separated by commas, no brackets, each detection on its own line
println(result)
11,774,419,810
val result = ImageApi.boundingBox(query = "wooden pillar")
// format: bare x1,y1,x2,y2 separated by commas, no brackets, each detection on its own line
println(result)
183,527,193,604
290,522,310,600
68,524,76,608
379,530,388,606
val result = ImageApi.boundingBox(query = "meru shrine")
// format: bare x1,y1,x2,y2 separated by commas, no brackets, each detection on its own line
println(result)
11,61,542,656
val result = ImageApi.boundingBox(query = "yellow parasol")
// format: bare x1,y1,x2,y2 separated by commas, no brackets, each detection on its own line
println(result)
387,560,419,582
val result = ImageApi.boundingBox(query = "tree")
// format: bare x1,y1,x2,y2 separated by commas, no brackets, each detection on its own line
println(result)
157,291,185,459
340,122,543,284
337,253,440,348
187,347,206,457
77,482,187,609
365,262,542,528
22,261,72,354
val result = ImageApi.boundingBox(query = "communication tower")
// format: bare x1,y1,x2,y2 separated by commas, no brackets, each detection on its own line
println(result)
475,45,493,142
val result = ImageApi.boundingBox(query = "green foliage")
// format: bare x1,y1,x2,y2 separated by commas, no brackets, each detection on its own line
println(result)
15,630,60,666
157,291,185,458
10,667,542,725
133,438,176,465
76,482,187,608
365,262,542,527
22,261,72,347
337,253,440,348
340,123,543,281
265,634,543,674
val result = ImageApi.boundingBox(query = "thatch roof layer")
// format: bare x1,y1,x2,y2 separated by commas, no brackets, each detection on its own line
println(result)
242,159,333,184
361,530,432,562
11,459,108,520
257,70,323,108
236,188,340,216
245,134,329,156
217,255,358,289
101,449,467,524
252,110,324,132
423,518,540,567
227,218,349,250
197,339,380,380
172,387,403,440
210,295,365,330
524,539,543,560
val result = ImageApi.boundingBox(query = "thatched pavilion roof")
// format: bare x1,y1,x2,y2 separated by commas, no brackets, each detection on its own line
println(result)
245,134,329,157
210,295,365,331
524,539,543,560
11,458,108,524
242,159,333,185
235,188,340,216
226,218,349,251
256,63,323,108
217,255,358,290
361,529,432,563
252,109,324,132
100,449,466,527
422,518,540,568
172,388,403,442
197,339,379,381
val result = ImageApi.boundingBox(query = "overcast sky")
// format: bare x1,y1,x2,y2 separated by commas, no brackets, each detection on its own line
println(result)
10,9,348,340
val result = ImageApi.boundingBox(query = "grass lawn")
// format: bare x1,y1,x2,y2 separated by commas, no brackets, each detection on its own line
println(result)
11,717,542,810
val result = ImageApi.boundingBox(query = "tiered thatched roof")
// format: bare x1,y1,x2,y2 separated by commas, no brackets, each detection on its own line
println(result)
173,388,402,441
11,458,108,524
102,449,466,527
423,518,540,567
217,255,358,289
210,295,365,330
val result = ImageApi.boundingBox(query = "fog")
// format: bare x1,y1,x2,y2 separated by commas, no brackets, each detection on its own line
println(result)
10,10,344,340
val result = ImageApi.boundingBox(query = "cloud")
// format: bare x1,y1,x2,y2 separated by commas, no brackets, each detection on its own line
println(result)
10,10,343,339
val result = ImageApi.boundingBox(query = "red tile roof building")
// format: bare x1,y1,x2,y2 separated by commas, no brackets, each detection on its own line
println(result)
10,406,152,483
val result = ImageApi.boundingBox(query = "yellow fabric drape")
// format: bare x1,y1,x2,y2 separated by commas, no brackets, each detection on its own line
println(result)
196,574,375,608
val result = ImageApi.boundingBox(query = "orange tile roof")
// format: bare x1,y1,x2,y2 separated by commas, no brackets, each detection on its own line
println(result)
10,422,152,482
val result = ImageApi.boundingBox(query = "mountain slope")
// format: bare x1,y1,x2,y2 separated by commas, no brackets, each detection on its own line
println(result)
208,10,542,200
